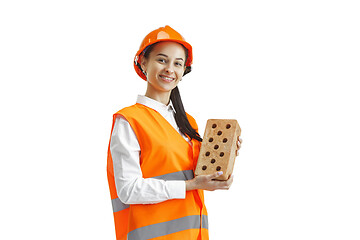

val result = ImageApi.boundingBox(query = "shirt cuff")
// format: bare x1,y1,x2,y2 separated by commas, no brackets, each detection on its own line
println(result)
166,180,186,199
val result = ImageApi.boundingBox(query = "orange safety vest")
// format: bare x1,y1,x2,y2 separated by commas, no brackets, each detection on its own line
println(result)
107,103,209,240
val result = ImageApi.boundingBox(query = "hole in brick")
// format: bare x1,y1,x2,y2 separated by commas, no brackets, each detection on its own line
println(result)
226,124,231,129
209,137,214,142
217,131,222,136
220,152,224,157
216,166,221,171
205,151,210,156
212,124,217,128
214,145,219,150
211,159,216,164
223,138,228,143
202,165,207,170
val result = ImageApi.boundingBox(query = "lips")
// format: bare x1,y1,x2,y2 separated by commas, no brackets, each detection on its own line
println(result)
159,74,175,83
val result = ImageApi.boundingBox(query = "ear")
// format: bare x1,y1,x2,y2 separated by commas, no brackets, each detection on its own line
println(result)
140,56,147,73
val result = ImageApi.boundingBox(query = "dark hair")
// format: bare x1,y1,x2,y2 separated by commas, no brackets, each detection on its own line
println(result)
170,86,202,141
139,42,202,142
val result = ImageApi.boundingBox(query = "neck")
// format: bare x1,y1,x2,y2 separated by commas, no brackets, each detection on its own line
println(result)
145,87,171,105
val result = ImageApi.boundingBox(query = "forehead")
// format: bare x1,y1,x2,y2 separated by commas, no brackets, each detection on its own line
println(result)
150,41,186,58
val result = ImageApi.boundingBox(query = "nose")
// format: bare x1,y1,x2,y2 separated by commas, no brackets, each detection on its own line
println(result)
164,64,174,74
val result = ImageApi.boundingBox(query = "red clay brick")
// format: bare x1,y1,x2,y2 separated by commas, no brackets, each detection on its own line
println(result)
195,119,241,181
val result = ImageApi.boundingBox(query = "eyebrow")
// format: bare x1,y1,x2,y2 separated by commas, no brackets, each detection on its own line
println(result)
156,53,184,62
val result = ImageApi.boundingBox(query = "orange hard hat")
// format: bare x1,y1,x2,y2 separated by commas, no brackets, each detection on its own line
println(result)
134,25,193,80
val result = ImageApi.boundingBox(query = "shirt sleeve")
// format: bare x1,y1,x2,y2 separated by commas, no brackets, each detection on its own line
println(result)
110,115,186,205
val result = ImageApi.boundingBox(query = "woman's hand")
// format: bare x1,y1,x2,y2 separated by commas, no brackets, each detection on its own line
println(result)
235,136,243,157
186,171,234,191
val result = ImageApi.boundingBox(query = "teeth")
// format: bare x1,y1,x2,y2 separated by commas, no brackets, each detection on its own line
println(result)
161,76,174,81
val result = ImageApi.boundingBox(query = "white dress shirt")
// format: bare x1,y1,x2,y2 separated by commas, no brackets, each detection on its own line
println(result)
110,95,191,205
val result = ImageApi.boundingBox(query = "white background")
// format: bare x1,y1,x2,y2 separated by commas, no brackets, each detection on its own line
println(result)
1,0,359,239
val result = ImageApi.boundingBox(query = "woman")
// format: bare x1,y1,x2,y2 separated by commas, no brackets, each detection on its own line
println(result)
107,25,242,240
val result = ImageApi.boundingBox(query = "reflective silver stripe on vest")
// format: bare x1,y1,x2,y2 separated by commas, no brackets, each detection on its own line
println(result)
202,214,209,229
111,170,195,213
153,169,194,181
111,197,129,213
127,215,208,240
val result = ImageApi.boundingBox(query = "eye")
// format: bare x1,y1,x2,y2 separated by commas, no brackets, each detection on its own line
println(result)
157,58,166,64
175,62,183,67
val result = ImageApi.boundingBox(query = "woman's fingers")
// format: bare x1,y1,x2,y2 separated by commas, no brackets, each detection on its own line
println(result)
214,174,234,190
193,172,234,191
237,136,242,148
209,171,223,180
226,175,234,189
236,136,243,156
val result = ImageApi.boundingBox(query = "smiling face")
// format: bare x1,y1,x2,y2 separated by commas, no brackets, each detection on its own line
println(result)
140,41,186,102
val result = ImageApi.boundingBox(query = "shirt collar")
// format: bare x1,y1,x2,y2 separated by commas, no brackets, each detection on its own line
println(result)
136,95,176,113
